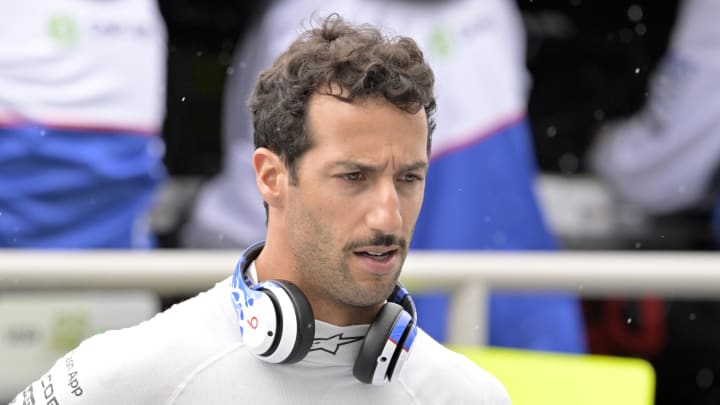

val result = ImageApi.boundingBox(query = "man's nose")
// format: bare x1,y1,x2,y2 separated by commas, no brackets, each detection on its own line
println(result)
365,180,403,234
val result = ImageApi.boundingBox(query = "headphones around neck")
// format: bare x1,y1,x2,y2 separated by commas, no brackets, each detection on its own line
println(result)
230,241,418,385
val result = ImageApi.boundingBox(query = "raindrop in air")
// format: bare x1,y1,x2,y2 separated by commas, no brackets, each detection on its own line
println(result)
546,125,557,138
558,153,579,174
627,5,644,22
635,23,647,36
697,369,714,389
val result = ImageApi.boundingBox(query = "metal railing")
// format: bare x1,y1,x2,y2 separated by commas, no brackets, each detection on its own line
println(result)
2,249,719,345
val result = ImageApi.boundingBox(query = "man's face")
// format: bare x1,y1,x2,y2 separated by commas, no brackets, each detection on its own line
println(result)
286,94,429,309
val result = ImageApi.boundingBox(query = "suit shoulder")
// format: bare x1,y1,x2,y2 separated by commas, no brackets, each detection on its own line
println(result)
400,330,511,404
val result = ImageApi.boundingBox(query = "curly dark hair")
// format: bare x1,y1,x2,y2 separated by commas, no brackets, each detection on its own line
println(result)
249,13,436,184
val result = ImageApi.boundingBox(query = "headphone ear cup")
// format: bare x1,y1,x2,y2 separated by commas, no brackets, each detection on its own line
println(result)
261,280,316,364
353,302,410,384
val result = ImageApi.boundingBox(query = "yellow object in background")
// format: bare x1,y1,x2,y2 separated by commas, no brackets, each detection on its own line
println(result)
450,346,655,405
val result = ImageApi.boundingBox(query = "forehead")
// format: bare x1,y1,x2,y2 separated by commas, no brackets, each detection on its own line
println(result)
304,93,429,160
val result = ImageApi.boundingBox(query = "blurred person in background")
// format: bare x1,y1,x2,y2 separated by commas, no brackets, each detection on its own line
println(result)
588,0,720,403
589,0,720,247
183,0,586,353
0,0,167,248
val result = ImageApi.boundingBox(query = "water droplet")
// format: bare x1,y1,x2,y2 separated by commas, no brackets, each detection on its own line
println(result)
558,153,579,174
195,50,203,57
218,234,225,241
626,317,633,324
627,5,644,22
226,66,235,75
697,368,714,389
689,313,696,321
181,96,186,102
40,129,46,136
635,23,647,36
546,125,557,137
634,67,640,74
635,241,643,249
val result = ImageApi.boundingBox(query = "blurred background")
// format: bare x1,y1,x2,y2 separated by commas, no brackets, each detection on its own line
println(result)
3,1,720,404
155,0,714,251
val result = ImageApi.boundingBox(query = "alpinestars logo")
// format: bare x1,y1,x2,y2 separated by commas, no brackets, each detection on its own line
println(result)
310,334,363,355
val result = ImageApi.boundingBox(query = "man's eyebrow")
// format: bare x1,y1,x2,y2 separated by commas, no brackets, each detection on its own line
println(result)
328,161,382,172
401,161,429,173
328,160,428,172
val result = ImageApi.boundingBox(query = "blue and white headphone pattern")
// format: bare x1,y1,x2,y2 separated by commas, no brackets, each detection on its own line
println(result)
230,241,419,384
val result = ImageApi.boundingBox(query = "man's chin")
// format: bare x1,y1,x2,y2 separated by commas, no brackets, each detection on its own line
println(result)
344,279,398,307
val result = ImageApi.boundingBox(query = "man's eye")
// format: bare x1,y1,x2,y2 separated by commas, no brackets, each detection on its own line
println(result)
343,172,363,181
401,174,423,183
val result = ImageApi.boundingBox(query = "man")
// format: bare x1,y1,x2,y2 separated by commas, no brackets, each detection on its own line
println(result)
10,15,509,404
183,0,585,353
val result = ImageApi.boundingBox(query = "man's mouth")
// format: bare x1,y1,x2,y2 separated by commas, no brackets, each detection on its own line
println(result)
354,249,398,261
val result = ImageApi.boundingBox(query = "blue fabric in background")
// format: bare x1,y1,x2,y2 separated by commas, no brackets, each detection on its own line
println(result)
0,124,165,249
410,118,586,353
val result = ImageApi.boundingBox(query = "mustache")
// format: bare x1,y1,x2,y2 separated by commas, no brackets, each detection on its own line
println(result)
344,233,407,252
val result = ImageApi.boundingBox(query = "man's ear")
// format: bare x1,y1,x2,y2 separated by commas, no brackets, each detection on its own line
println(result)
253,147,287,209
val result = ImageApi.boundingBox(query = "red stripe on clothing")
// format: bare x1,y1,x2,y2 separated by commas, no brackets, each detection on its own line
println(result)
0,117,159,136
430,111,527,162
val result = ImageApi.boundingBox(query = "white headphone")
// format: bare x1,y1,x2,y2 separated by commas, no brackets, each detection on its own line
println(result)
230,241,418,384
